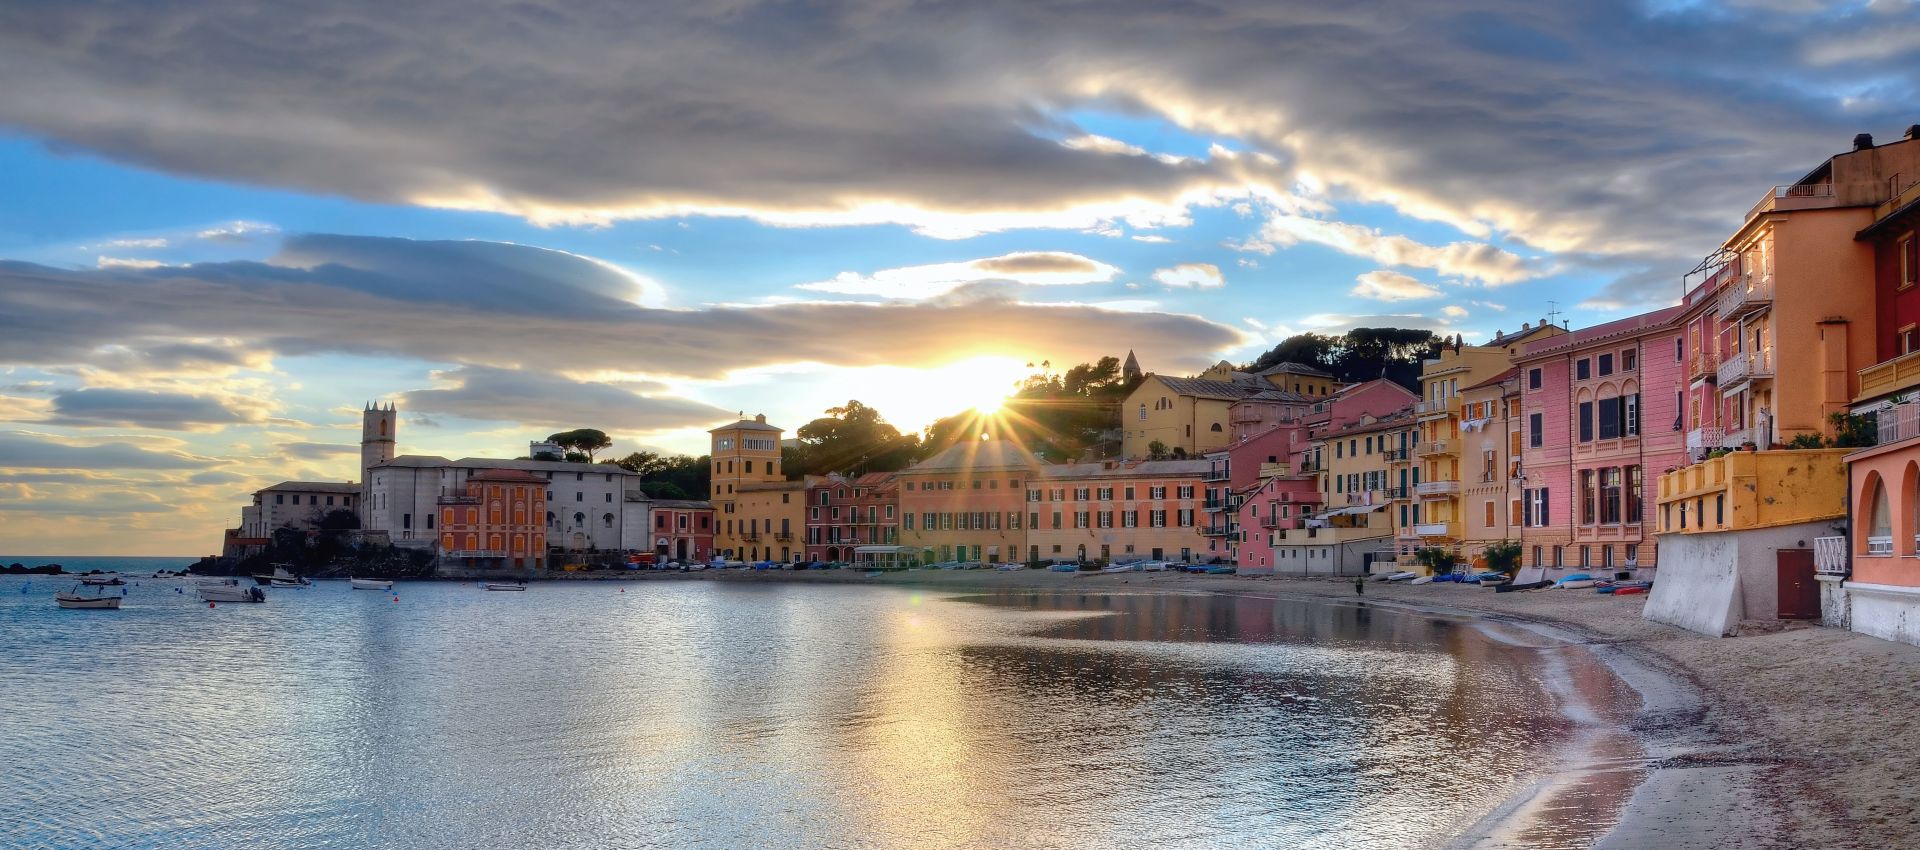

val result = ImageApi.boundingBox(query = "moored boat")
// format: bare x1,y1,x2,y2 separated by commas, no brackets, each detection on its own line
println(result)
198,579,266,603
349,578,394,591
483,582,528,591
55,585,123,609
79,574,124,586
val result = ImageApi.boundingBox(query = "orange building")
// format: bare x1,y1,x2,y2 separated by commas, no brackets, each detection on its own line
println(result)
897,440,1042,565
439,468,547,571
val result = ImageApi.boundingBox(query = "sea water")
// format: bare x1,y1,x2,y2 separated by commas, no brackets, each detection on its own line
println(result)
0,579,1589,849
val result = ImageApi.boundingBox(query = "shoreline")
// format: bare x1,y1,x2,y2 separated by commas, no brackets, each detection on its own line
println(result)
623,567,1907,849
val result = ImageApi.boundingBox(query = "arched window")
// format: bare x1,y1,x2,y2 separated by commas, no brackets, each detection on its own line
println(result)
1210,423,1223,432
1869,477,1893,554
465,533,478,550
1139,404,1147,421
546,511,556,527
603,513,615,528
572,511,585,526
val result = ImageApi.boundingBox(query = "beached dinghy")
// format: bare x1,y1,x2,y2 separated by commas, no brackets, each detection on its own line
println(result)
1410,576,1434,585
55,585,122,609
1612,585,1649,596
349,578,394,591
1385,571,1419,582
1495,580,1553,593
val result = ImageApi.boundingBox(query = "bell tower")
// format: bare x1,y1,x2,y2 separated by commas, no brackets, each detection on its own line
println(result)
362,402,396,478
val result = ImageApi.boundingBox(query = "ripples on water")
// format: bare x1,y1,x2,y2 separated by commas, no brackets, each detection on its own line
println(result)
0,578,1581,849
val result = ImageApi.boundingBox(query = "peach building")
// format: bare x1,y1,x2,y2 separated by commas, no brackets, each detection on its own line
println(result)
438,468,547,571
1026,459,1209,564
898,440,1040,565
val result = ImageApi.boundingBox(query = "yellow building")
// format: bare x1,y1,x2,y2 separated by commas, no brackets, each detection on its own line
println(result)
1459,368,1524,566
1122,360,1336,459
1413,329,1563,557
710,415,806,562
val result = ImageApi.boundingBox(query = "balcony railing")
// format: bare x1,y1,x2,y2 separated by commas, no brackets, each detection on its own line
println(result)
1715,272,1774,320
1382,486,1410,500
1297,459,1320,473
1259,515,1283,528
1814,536,1848,576
1381,448,1410,462
1231,407,1264,424
438,493,482,505
774,532,794,541
1201,526,1237,538
1414,480,1460,497
1716,348,1774,390
1202,467,1232,482
1859,349,1920,403
1880,401,1920,446
1414,397,1461,420
1687,352,1719,382
1745,182,1835,221
447,549,509,559
741,532,762,542
1412,522,1452,537
1868,535,1895,556
1414,439,1453,457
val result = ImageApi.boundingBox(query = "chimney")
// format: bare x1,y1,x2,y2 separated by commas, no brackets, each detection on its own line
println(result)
1906,124,1920,142
1854,133,1874,151
1521,321,1531,332
754,413,767,424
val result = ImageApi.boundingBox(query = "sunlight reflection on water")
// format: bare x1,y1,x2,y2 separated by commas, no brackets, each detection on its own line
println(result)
0,579,1582,849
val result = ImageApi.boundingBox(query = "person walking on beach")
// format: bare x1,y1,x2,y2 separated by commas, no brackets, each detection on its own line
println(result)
1354,574,1365,596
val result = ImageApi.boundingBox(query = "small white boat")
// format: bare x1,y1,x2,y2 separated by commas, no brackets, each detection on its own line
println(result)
79,574,124,586
1556,579,1596,590
1101,562,1138,574
1410,576,1434,585
198,579,266,603
483,582,528,592
55,586,122,609
1384,571,1420,582
349,578,395,591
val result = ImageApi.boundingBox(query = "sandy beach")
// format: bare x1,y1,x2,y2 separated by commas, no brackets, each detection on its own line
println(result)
617,566,1919,849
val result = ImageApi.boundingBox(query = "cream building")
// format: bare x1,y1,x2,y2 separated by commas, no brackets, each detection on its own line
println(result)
710,415,806,562
1458,368,1524,566
1122,360,1336,459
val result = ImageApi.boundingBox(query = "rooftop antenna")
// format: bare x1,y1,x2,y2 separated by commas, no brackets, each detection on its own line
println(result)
1545,301,1562,328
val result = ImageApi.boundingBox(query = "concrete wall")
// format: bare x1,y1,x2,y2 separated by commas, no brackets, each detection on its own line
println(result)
1845,582,1920,646
1645,521,1833,636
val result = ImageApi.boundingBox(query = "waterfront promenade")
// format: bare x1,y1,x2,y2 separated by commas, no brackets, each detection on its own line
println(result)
629,567,1913,850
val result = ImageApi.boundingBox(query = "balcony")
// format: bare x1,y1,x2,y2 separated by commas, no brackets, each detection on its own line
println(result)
1297,459,1320,473
1412,522,1454,537
1745,182,1836,221
1879,401,1920,446
1414,397,1462,421
1381,447,1410,462
1814,536,1848,576
1414,439,1453,458
741,532,762,542
1414,480,1460,498
1715,272,1773,321
1202,467,1232,483
437,493,481,505
1859,349,1920,403
1382,486,1410,500
1201,526,1237,538
1868,535,1895,556
1259,515,1284,528
1716,348,1774,391
1204,499,1238,513
1231,407,1264,424
1687,352,1719,383
447,549,508,559
1657,449,1849,533
774,531,794,542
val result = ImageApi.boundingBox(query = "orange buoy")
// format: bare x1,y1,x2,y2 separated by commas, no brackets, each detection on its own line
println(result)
208,601,216,608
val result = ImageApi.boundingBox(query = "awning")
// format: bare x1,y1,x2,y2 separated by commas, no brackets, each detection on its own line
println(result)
1317,504,1387,518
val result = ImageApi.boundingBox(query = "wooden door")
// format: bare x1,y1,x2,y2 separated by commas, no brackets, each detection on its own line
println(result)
1777,549,1818,620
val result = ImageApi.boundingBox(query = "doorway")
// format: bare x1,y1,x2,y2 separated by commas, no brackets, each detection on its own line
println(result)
1777,548,1817,620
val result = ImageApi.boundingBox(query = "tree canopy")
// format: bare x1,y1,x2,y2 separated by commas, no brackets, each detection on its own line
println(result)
783,400,921,478
605,451,710,500
546,428,613,462
921,355,1141,462
1245,327,1442,390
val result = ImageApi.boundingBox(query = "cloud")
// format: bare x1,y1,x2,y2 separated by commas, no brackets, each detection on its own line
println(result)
1130,234,1172,244
196,221,280,243
94,237,170,250
2,0,1904,285
44,387,263,430
0,237,1244,380
797,251,1119,299
0,431,206,470
1350,270,1442,301
280,442,359,461
97,256,166,269
1151,263,1225,289
398,365,733,432
1441,304,1469,319
1238,215,1544,286
189,470,249,486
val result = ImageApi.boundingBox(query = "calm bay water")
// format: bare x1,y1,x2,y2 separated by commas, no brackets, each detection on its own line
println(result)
0,577,1594,849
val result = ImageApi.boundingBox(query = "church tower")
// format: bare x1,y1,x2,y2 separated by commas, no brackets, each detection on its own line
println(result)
362,402,396,479
1123,349,1143,383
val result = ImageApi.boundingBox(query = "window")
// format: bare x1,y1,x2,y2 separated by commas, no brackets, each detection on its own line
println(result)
1483,500,1495,527
1625,543,1638,564
1598,397,1621,440
1528,368,1542,390
1576,359,1591,380
1598,353,1613,376
576,492,583,502
1600,467,1622,525
275,494,284,505
1075,511,1090,529
1580,470,1596,524
1625,393,1639,437
1903,235,1917,290
1529,413,1543,448
1626,465,1643,524
1028,488,1042,502
1622,348,1637,372
605,492,613,503
1675,338,1684,361
1150,486,1166,499
1097,487,1113,500
1051,511,1062,529
1124,486,1135,500
1139,404,1148,420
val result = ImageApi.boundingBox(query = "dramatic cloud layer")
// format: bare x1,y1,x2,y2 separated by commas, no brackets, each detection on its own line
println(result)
3,1,1912,299
0,431,207,470
1350,270,1443,302
798,251,1120,298
1151,263,1226,289
1235,215,1544,286
398,366,732,431
0,236,1243,383
45,387,261,430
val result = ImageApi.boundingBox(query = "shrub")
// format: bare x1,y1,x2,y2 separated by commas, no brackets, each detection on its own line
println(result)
1483,540,1522,575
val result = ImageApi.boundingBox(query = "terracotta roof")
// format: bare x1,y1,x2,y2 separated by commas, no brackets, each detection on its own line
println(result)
710,418,783,433
1041,459,1209,479
1462,367,1521,393
1514,305,1685,361
467,469,545,483
1256,361,1335,378
650,499,714,510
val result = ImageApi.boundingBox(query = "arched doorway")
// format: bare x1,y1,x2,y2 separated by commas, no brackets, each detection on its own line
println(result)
826,546,840,561
676,538,689,561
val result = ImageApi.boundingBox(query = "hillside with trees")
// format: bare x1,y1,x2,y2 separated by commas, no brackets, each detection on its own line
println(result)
920,355,1142,463
1244,327,1443,391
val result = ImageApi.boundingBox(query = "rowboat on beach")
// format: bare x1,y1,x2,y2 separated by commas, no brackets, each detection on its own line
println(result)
1410,576,1434,585
1495,580,1553,593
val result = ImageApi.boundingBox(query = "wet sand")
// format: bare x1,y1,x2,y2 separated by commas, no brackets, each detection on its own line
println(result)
624,567,1915,849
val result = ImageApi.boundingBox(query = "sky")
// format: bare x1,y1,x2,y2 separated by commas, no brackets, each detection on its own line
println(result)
1,0,1917,555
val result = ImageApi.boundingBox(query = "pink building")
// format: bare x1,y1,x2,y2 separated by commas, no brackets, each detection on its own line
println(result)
1235,472,1323,574
1204,420,1316,564
1514,307,1687,574
1229,377,1417,442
